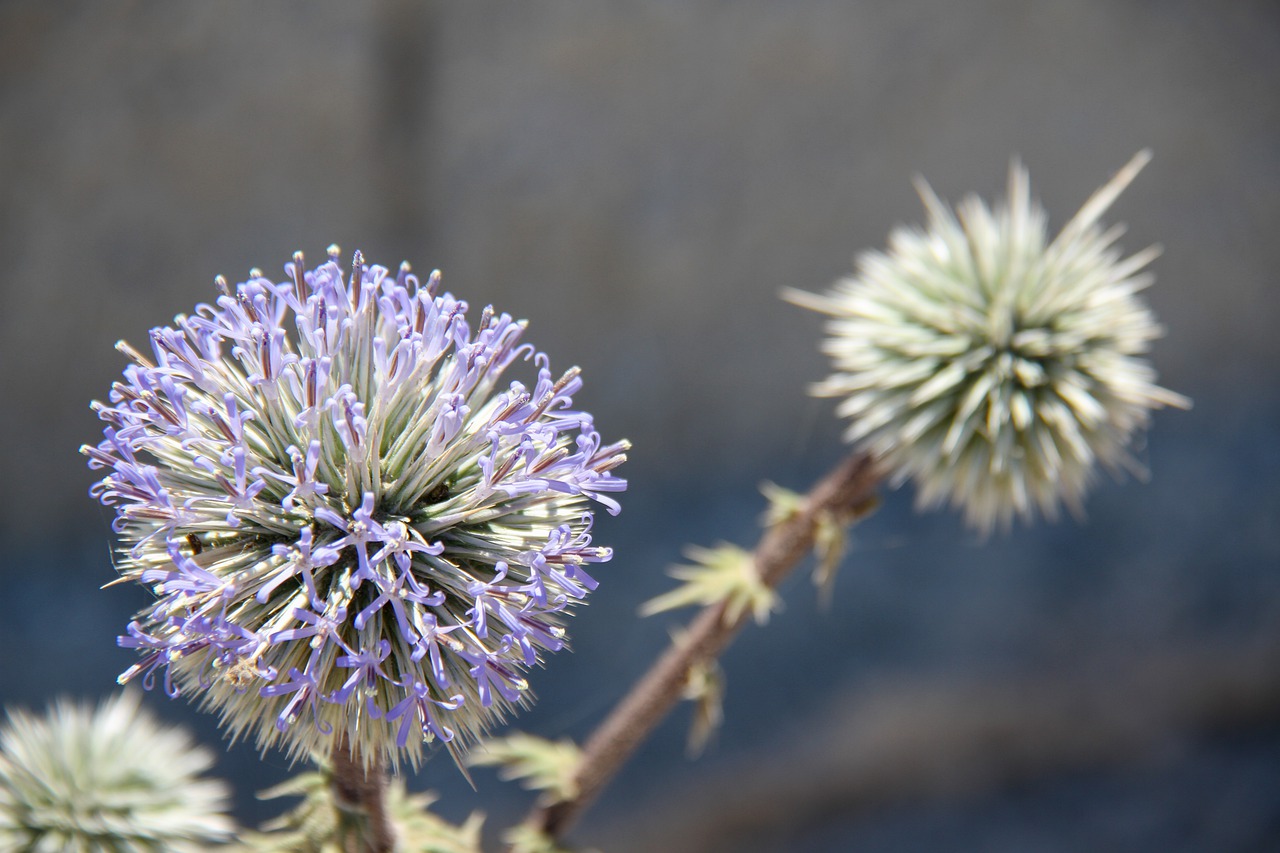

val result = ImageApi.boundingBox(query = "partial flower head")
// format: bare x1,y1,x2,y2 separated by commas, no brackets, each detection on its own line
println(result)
787,152,1188,533
0,692,234,851
83,247,628,767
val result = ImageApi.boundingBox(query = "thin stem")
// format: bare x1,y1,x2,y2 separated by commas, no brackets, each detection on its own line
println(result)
529,450,882,841
331,735,397,853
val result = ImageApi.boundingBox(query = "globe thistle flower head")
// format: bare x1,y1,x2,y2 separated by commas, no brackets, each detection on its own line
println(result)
0,691,234,851
786,152,1189,533
83,247,628,768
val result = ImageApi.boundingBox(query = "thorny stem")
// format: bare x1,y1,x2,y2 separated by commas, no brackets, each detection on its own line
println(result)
331,735,397,853
528,450,882,842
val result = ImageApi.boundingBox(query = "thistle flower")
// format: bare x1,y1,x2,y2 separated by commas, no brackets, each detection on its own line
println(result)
0,692,234,851
83,247,628,767
786,152,1188,533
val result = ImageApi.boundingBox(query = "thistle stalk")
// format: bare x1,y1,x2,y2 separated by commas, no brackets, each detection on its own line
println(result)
331,737,396,853
529,450,881,841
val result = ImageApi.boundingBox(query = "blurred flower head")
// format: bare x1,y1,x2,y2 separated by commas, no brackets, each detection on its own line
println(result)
0,692,234,851
84,247,628,767
787,152,1188,533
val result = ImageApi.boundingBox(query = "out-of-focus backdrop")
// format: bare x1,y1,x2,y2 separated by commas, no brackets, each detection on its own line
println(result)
2,2,1278,850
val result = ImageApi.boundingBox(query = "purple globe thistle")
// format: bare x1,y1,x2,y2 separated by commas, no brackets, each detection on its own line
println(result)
83,247,628,768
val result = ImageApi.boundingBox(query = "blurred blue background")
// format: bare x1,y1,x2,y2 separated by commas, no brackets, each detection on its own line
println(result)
2,2,1278,850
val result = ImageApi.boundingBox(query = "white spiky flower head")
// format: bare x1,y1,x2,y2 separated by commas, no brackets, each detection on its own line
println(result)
786,152,1189,533
0,692,234,852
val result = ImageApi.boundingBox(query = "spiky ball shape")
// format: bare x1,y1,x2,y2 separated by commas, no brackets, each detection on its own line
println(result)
786,152,1188,533
0,692,234,852
83,247,628,767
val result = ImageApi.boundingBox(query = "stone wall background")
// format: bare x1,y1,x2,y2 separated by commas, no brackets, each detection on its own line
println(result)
2,2,1278,850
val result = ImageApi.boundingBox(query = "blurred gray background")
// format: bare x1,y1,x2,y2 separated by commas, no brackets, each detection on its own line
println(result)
2,2,1278,851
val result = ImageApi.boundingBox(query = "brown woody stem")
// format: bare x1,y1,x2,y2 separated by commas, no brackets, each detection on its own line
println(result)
529,450,882,841
331,735,397,853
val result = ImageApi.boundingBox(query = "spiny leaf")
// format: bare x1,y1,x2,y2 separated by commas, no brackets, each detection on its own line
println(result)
760,480,805,527
681,653,725,758
813,494,879,606
503,823,600,853
640,543,778,625
811,509,848,607
237,761,483,853
466,733,582,803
